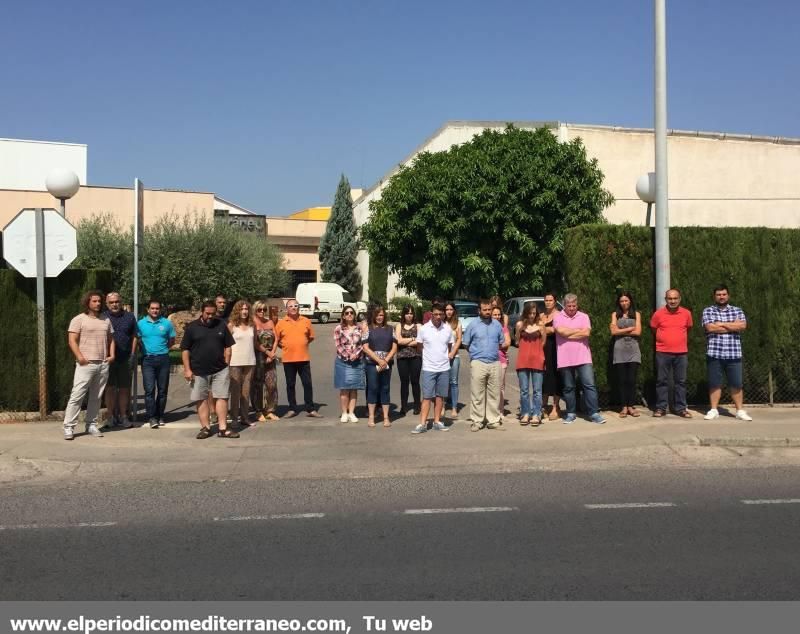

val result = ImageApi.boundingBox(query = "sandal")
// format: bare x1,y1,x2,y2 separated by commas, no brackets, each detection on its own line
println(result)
653,409,665,417
678,410,693,418
367,421,376,428
217,429,240,438
519,417,530,426
629,408,641,418
266,413,280,421
383,421,392,428
196,427,212,440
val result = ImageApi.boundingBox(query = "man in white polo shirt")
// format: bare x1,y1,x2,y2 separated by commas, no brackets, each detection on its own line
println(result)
412,303,455,434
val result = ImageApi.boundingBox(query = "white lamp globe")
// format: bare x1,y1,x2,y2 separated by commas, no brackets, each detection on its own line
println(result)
635,172,656,204
45,168,81,199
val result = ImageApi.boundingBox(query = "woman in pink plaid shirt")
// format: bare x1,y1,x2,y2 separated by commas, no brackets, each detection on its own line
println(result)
333,307,366,423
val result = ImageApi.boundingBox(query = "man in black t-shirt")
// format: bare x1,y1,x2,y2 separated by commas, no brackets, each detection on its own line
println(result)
181,301,238,439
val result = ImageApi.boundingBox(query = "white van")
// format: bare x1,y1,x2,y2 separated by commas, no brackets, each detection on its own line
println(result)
295,283,368,323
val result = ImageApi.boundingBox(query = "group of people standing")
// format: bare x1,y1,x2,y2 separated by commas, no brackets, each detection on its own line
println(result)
60,284,752,441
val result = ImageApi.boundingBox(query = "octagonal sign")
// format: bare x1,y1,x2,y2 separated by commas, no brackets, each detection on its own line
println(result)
3,208,77,278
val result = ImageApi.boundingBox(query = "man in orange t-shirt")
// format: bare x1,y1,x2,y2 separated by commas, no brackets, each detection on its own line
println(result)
275,299,320,418
650,288,693,418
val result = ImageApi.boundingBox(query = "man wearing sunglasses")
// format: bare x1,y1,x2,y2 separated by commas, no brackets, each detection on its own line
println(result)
275,299,320,418
103,292,138,429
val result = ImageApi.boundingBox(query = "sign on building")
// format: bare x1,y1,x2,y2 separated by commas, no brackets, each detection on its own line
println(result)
214,209,267,236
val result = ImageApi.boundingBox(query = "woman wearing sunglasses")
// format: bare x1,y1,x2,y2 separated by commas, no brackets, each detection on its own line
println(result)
252,300,279,421
333,306,366,423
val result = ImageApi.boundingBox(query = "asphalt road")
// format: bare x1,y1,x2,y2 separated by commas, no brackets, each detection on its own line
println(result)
2,466,799,600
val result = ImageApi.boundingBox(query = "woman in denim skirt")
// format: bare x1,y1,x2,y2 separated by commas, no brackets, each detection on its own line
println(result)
333,307,366,423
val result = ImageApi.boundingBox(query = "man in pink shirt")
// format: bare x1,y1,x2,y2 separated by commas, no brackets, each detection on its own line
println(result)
553,293,605,424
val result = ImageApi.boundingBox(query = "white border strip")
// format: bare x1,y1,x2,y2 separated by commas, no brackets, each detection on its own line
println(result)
584,502,677,509
0,521,116,531
741,498,800,505
213,513,326,522
403,506,518,515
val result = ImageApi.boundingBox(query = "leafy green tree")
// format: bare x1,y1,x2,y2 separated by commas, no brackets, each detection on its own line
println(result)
318,174,363,297
360,125,614,298
72,213,289,310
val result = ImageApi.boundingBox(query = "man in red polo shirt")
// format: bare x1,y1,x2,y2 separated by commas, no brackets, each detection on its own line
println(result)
650,288,693,418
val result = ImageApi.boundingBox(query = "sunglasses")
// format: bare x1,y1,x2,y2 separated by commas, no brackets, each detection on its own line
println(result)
256,308,265,312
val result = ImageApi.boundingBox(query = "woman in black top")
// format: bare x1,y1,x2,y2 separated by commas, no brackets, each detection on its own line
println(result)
363,305,398,427
395,305,422,415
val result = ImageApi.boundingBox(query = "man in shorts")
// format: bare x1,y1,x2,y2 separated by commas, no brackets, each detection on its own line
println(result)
181,300,238,439
412,303,454,434
103,291,138,429
702,285,752,421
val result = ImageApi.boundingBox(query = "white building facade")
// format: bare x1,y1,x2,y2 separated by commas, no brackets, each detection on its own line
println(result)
352,120,800,301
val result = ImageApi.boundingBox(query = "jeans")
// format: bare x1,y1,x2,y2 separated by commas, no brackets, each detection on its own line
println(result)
365,363,392,406
560,363,600,416
448,354,460,410
283,361,314,412
142,354,171,421
517,369,544,418
655,352,688,412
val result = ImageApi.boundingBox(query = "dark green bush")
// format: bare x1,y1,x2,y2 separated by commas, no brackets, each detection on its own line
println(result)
1,269,112,412
563,224,800,406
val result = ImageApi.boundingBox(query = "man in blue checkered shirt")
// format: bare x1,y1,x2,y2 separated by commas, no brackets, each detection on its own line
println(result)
702,285,751,421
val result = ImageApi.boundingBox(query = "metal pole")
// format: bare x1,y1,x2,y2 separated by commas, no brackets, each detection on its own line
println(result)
35,209,48,418
59,198,66,218
131,179,141,421
645,202,653,227
654,0,670,302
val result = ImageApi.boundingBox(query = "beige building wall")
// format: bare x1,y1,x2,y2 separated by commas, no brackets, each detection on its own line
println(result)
265,217,327,278
0,185,215,230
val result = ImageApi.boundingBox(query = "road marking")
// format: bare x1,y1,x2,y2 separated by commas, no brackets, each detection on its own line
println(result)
403,506,518,515
741,498,800,505
584,502,677,509
213,513,326,522
0,521,116,531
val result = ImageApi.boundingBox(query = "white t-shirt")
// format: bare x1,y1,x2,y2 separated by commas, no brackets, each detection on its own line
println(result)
416,320,454,373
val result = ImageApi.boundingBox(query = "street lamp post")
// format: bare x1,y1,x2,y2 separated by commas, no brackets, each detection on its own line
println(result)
45,168,81,217
653,0,670,303
636,172,656,227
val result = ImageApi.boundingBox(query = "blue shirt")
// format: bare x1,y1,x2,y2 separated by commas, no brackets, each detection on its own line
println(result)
137,316,176,356
702,303,746,360
463,317,504,363
104,310,137,355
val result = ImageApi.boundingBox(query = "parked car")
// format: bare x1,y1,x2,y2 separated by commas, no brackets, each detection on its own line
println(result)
504,296,563,346
453,300,480,342
295,283,367,323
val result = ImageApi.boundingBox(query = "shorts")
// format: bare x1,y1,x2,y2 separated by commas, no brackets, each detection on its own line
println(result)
421,370,449,400
706,356,743,389
190,366,231,402
107,354,132,388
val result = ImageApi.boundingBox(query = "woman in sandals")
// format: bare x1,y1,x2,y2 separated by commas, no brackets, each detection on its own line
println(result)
444,302,463,418
515,302,546,426
252,301,279,421
362,305,397,428
227,300,258,427
395,305,422,416
609,290,642,418
334,306,366,423
541,293,563,420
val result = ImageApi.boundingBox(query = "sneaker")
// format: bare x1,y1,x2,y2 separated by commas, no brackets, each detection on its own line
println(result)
347,413,359,424
149,419,159,429
735,409,753,421
411,424,427,434
340,413,349,423
563,414,577,425
63,427,74,441
590,413,607,425
119,417,133,429
157,419,166,427
486,421,503,430
470,422,484,432
85,424,104,438
432,421,449,432
704,408,719,420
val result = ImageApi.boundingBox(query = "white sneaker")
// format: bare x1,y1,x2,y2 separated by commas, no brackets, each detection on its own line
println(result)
704,408,719,420
85,424,104,437
347,413,359,424
340,413,349,423
735,409,753,421
411,423,427,434
63,427,74,441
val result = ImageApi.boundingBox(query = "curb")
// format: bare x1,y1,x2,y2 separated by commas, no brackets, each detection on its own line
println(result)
695,436,800,448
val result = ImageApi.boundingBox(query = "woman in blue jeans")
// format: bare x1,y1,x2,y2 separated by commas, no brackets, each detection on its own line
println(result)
515,302,546,426
444,302,463,418
362,306,398,428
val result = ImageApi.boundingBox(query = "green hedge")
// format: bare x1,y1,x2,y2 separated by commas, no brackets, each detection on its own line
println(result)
563,224,800,406
1,268,113,412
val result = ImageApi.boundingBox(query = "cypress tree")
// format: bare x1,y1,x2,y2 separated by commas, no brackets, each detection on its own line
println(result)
318,174,363,298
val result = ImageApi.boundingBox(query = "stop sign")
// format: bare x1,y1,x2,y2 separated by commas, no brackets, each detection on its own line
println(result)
2,208,77,278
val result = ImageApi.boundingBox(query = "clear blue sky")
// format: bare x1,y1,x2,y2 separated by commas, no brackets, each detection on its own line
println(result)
2,0,797,215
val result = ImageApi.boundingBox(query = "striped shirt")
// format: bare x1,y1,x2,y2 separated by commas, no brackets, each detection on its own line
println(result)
702,304,746,359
